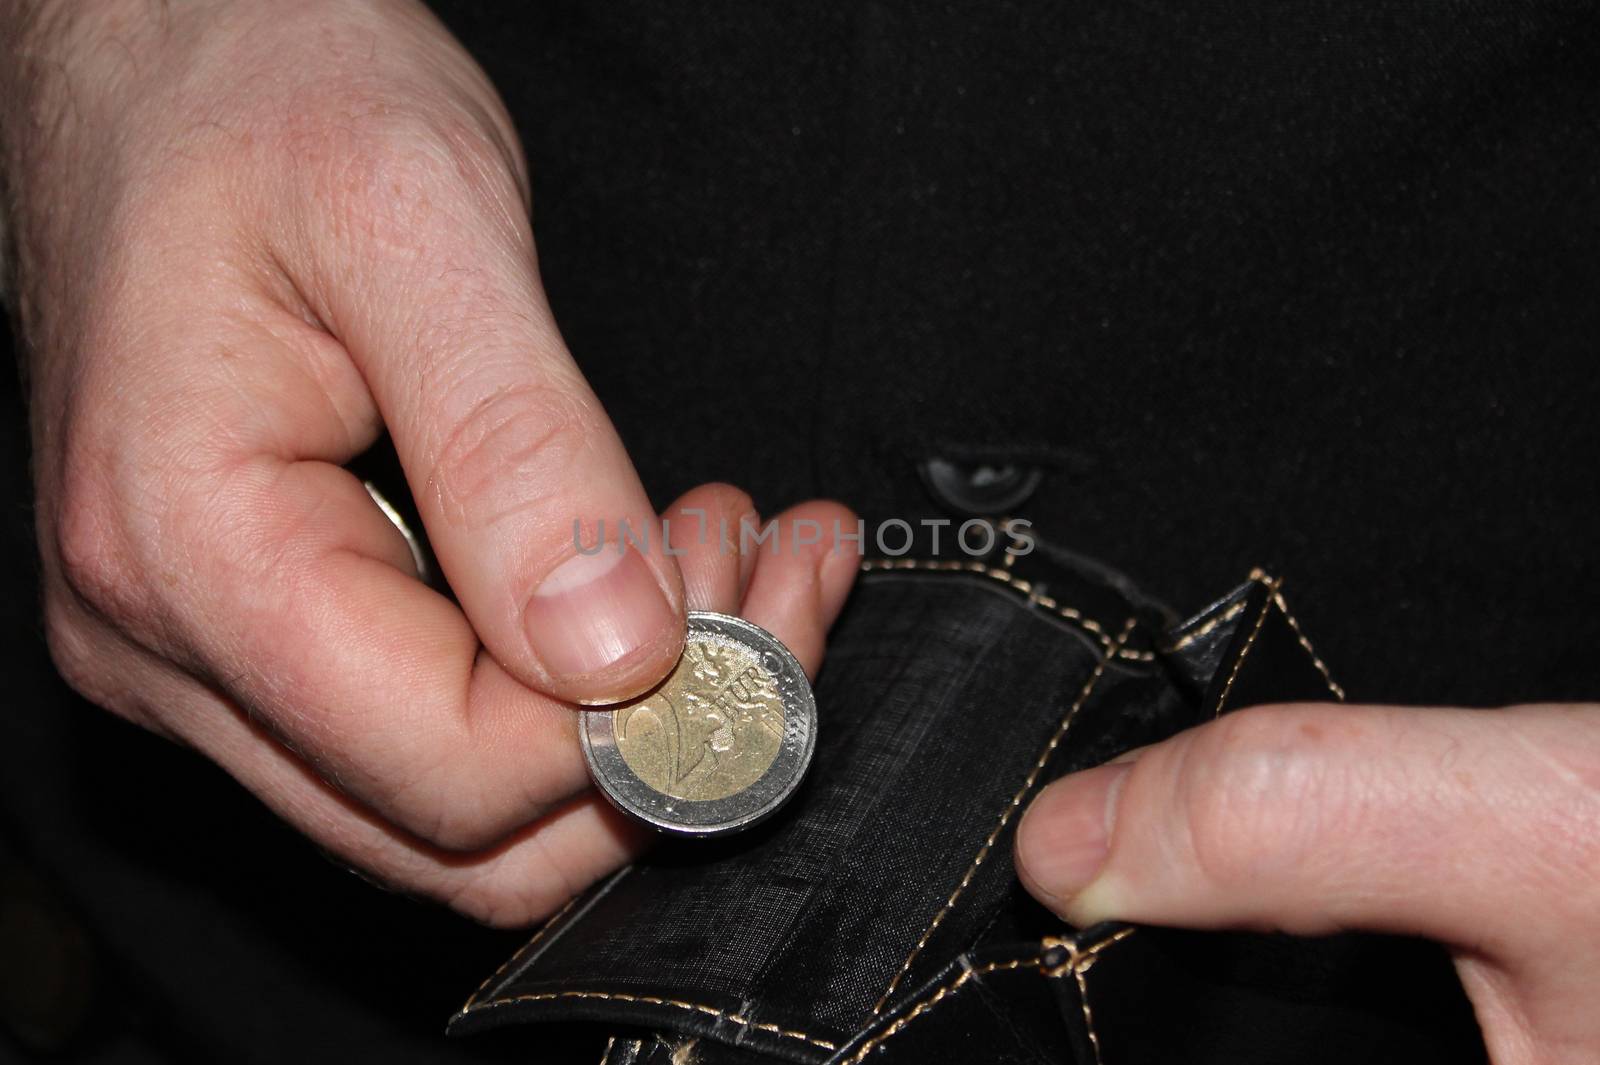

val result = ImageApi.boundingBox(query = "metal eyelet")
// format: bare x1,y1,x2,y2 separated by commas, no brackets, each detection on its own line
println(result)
918,457,1044,516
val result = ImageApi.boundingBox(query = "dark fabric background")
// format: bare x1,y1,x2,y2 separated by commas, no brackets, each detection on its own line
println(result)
428,0,1600,707
3,1,1598,1061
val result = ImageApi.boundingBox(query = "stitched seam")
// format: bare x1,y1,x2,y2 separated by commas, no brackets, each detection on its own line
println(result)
870,618,1139,1014
844,957,1040,1065
1000,516,1020,569
1041,929,1134,1065
461,890,583,1010
1212,573,1279,718
859,559,1110,638
1159,597,1249,652
1266,585,1346,701
463,990,837,1050
859,558,1154,662
1074,942,1122,1065
1074,967,1105,1065
1039,927,1135,978
1075,959,1113,1061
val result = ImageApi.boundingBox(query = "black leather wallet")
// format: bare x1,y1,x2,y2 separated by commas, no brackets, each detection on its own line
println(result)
448,537,1486,1064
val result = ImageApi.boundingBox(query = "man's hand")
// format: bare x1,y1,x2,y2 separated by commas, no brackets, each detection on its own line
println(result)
2,0,858,925
1016,701,1600,1064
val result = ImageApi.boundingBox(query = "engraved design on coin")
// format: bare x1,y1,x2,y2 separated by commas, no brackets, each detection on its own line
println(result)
581,611,817,836
614,636,785,802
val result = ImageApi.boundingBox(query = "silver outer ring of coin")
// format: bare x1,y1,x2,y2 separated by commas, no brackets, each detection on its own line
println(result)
580,611,817,837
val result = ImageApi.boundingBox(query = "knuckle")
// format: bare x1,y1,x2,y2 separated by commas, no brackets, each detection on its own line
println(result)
53,471,135,619
718,483,756,509
40,594,148,727
424,380,595,532
672,484,755,540
701,484,756,522
1176,706,1339,888
51,435,201,636
50,428,224,654
281,91,523,248
42,594,102,699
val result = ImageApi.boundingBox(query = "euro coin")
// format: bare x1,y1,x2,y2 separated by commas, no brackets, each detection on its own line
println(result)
580,611,817,836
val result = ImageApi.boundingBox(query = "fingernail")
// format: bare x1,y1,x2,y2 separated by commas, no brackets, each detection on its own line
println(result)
524,545,677,690
1016,762,1131,907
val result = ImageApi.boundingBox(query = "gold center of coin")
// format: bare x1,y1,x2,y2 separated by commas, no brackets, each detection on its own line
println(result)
613,636,785,801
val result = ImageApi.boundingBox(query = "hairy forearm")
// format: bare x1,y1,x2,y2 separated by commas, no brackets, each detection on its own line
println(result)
0,0,146,310
1,0,165,136
0,0,193,324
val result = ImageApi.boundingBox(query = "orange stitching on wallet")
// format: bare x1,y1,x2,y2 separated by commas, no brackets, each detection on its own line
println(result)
466,990,837,1050
1212,571,1280,718
870,619,1139,1014
1161,571,1343,702
1266,584,1346,701
859,558,1110,637
1160,596,1249,653
859,558,1155,661
1040,929,1134,1065
461,891,582,1011
1074,966,1105,1065
1039,927,1135,978
845,956,1040,1064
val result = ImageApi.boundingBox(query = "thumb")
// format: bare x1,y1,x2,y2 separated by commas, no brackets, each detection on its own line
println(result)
293,118,684,705
1014,702,1600,952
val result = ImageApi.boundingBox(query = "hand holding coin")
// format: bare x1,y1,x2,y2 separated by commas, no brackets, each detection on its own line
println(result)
574,490,857,844
4,0,858,931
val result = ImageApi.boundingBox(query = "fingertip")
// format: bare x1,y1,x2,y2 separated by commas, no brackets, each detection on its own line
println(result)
809,501,861,628
1061,873,1134,928
1014,762,1131,920
662,483,757,614
739,500,861,678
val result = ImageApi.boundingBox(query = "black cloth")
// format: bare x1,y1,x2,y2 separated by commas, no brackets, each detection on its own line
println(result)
430,0,1600,707
4,1,1598,1061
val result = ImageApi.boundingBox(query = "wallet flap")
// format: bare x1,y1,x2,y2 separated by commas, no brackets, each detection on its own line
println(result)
451,556,1193,1059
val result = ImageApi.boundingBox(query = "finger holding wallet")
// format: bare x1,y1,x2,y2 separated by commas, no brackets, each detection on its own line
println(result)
1018,701,1600,1063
